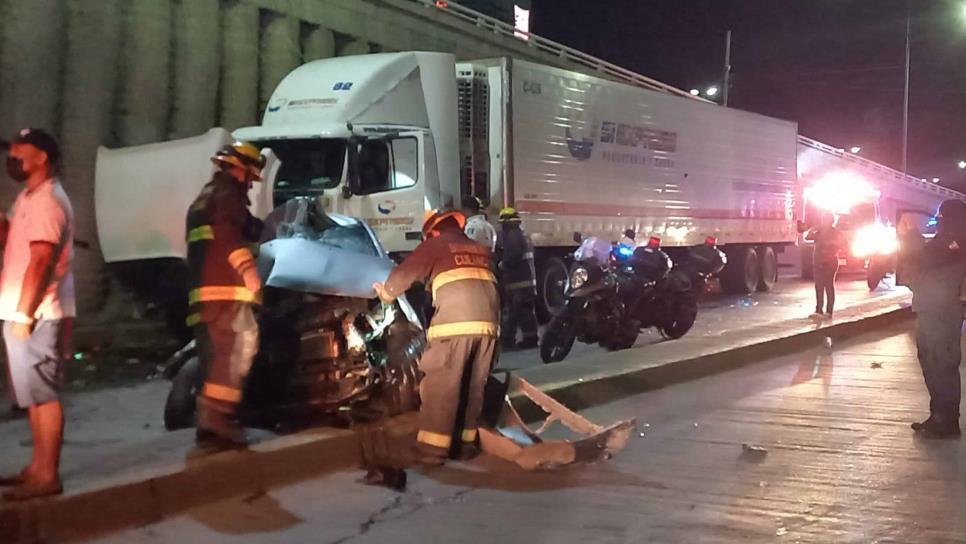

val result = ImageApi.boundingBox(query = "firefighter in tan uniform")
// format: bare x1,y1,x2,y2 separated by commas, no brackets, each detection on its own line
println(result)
373,210,500,465
186,142,266,447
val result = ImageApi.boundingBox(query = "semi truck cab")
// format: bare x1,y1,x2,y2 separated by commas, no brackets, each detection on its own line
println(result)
233,52,463,254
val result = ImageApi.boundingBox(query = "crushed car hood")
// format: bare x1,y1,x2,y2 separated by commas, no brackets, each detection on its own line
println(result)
258,238,394,299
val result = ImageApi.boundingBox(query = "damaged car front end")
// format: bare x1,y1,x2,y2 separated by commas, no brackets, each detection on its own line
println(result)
162,197,425,431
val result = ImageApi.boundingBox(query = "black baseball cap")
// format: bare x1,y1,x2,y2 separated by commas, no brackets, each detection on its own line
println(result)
10,128,60,165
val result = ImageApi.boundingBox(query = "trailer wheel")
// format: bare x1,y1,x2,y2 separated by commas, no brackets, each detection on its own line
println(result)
800,245,814,280
536,257,568,323
757,246,778,292
721,247,760,294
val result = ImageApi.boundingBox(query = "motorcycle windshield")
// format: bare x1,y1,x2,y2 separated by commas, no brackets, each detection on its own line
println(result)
573,237,612,265
257,197,395,299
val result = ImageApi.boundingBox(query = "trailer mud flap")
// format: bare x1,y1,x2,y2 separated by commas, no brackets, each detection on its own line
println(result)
479,376,635,470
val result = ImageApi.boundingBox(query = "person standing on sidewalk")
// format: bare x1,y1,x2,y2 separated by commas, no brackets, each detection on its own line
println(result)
907,199,966,438
804,212,847,318
186,142,265,448
496,207,539,349
373,210,499,465
0,129,74,500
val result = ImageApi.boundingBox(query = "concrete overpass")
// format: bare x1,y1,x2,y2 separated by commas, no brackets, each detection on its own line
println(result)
0,0,686,317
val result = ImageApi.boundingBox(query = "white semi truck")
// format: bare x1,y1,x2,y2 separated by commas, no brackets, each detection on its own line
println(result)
96,51,961,321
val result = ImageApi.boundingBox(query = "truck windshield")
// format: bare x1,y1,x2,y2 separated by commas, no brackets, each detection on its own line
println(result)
262,197,379,257
261,139,347,205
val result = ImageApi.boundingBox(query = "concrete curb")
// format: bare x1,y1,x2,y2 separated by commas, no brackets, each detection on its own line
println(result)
0,427,365,544
0,306,911,543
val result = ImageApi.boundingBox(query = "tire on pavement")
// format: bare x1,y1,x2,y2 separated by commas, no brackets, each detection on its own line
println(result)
536,256,568,324
757,245,778,292
721,246,760,294
164,356,200,431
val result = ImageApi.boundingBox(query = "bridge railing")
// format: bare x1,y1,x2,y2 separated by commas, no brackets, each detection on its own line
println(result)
410,0,709,102
798,135,966,200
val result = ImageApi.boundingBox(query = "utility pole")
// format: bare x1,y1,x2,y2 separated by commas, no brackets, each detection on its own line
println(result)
902,12,910,173
723,30,732,107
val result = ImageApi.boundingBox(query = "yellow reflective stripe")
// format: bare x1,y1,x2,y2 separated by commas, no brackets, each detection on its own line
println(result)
427,321,498,339
185,313,201,327
462,428,478,442
506,280,536,290
187,225,214,242
228,248,255,270
417,430,452,449
202,382,242,403
189,286,262,305
431,268,496,299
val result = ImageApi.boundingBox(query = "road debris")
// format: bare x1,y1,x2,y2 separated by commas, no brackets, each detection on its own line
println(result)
478,376,635,470
870,362,883,369
740,443,768,462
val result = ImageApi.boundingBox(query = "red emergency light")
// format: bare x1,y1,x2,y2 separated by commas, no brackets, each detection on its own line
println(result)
704,236,717,246
647,236,661,248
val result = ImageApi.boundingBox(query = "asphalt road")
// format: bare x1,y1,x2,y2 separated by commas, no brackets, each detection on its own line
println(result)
89,318,964,544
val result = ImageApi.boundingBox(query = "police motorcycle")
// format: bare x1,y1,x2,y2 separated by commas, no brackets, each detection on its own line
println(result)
540,233,727,364
161,197,425,431
539,234,641,364
619,235,726,341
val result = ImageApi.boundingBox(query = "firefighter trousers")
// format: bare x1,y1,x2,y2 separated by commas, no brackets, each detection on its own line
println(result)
915,310,963,424
502,288,539,347
193,301,259,438
416,334,497,459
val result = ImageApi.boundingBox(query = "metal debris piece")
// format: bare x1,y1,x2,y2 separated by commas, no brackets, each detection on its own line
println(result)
776,527,788,536
741,443,768,462
478,376,635,471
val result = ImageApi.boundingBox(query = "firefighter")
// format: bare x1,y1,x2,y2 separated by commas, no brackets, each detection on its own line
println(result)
372,209,499,465
186,141,266,447
461,195,496,251
497,207,539,349
908,199,966,438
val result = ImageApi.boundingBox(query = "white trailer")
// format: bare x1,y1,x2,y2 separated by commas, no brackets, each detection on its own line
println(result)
231,52,800,315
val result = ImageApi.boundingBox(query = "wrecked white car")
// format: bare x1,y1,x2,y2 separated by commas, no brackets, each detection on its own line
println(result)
161,197,425,430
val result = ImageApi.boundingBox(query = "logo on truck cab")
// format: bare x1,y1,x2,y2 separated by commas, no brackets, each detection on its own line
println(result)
377,200,397,215
267,97,288,112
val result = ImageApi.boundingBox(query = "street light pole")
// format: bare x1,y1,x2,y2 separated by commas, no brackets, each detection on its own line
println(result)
723,30,732,107
902,12,911,173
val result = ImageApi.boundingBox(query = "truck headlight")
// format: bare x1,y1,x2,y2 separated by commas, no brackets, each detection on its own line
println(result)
851,223,898,257
569,267,589,290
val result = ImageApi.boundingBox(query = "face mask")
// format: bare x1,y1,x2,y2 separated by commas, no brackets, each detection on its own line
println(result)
5,157,28,182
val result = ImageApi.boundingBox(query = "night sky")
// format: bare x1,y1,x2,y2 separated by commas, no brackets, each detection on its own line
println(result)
531,0,966,189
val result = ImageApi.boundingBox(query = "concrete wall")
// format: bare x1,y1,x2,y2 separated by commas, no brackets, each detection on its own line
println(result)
0,0,603,319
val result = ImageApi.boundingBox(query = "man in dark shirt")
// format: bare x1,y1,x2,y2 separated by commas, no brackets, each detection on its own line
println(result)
907,199,966,438
805,213,847,318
